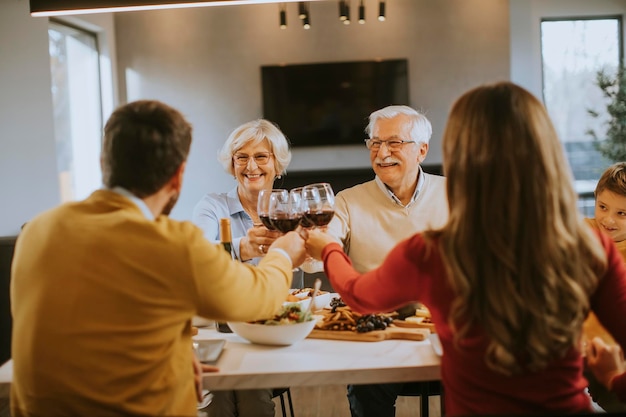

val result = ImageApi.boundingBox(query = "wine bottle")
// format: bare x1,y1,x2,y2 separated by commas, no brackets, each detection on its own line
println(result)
216,218,236,333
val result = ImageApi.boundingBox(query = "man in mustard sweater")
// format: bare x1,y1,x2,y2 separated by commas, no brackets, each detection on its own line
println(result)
326,105,448,417
10,100,306,417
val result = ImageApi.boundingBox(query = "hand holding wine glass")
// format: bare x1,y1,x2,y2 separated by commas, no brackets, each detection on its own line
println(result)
269,189,303,234
268,189,305,287
257,189,288,231
250,189,287,257
300,183,335,273
302,183,335,228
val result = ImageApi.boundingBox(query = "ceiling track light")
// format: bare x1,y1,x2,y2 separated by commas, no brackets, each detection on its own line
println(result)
343,0,350,25
279,3,287,29
302,1,310,29
298,1,306,19
358,0,365,24
339,0,347,21
378,0,386,21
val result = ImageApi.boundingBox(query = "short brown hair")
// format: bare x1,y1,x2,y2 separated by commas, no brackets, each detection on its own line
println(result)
101,100,192,198
595,162,626,197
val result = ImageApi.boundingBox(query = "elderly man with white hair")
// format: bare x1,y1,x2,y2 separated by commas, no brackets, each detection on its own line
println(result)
326,105,449,417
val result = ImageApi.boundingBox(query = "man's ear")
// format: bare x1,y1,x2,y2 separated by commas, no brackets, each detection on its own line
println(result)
417,142,429,163
170,162,186,193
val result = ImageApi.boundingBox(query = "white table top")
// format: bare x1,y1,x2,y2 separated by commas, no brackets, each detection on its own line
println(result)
194,327,441,390
0,327,442,396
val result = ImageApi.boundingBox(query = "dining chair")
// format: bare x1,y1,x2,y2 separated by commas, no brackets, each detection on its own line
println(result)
399,380,444,417
272,387,295,417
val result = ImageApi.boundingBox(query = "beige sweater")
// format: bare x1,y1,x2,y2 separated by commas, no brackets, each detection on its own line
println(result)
327,173,449,273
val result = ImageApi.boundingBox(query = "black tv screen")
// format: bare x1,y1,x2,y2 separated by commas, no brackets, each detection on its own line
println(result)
261,59,409,147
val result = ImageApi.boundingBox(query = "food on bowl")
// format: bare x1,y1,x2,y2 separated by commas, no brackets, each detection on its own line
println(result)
254,303,313,325
291,287,329,298
228,304,316,346
290,288,331,312
285,293,302,302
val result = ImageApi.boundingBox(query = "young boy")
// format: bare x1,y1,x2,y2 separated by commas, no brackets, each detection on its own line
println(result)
584,161,626,412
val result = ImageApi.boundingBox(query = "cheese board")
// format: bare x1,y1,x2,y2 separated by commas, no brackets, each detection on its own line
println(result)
308,326,429,342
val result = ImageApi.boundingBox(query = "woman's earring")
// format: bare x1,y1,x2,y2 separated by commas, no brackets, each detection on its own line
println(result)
276,174,282,180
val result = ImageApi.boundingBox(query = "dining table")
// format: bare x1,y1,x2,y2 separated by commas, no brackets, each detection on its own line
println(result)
0,325,442,397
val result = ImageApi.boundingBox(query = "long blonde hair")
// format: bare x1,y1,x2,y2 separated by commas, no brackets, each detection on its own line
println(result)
429,82,607,375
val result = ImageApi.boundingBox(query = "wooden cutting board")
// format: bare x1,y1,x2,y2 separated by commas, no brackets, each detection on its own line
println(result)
308,326,429,342
393,319,436,333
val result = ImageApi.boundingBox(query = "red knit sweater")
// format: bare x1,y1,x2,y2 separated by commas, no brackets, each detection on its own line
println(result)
321,231,626,416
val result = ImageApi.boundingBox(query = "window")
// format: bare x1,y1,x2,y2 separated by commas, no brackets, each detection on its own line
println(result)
541,17,622,215
49,21,103,202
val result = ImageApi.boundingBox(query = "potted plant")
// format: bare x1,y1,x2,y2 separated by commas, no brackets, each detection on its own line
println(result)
587,67,626,162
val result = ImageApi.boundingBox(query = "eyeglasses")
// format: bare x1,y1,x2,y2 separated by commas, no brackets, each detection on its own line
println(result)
233,152,273,166
364,138,416,151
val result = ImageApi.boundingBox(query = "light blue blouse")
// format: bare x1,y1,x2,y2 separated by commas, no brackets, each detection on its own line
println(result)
191,186,260,265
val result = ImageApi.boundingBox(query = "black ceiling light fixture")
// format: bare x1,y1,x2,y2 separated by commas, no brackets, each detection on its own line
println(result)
279,3,287,29
338,0,347,21
29,0,326,17
378,0,386,21
298,1,307,19
302,1,311,29
343,0,350,25
358,0,364,24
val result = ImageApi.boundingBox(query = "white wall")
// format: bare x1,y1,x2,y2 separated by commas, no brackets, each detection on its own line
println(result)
0,1,119,236
2,0,625,236
510,0,626,99
113,0,510,221
0,0,59,236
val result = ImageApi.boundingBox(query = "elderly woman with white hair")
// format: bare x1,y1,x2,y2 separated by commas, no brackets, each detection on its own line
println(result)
192,119,292,417
193,118,291,262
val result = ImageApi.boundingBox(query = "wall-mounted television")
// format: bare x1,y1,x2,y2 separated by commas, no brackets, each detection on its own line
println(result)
261,59,409,148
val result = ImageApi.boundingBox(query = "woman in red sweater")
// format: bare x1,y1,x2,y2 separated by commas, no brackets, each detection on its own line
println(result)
305,81,626,416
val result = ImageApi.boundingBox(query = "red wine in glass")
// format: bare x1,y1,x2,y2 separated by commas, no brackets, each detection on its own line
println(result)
270,214,302,233
259,215,276,231
300,216,316,228
303,210,335,227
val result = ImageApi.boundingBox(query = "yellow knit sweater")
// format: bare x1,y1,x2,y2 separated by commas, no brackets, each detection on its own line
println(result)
10,190,292,417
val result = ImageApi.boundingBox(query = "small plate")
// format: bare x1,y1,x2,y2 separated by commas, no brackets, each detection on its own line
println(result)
193,339,226,363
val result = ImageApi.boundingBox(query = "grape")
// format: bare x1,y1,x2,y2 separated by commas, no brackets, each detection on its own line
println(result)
330,297,347,312
355,314,393,333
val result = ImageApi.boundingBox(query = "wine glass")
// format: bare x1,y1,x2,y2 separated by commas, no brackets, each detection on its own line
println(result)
257,189,288,231
289,187,315,228
269,189,304,288
269,188,303,234
301,183,335,228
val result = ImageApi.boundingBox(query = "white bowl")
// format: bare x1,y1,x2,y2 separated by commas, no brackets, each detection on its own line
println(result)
283,298,311,312
227,319,316,346
290,290,331,312
311,292,331,311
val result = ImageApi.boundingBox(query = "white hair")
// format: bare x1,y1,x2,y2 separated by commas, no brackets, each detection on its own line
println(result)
217,119,292,176
366,105,432,144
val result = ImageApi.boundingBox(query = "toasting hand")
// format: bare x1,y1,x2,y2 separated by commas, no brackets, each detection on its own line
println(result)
305,228,341,260
586,336,626,391
270,231,307,267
